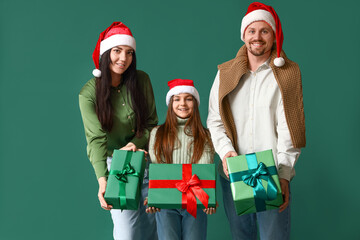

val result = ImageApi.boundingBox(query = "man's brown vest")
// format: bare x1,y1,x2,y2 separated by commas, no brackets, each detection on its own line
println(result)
218,45,306,151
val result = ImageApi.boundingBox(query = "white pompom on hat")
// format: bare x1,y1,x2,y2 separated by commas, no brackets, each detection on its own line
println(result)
92,22,136,77
240,2,285,67
166,79,200,106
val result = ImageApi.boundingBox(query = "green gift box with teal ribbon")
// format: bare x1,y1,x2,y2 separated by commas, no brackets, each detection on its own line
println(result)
226,149,283,216
104,150,145,210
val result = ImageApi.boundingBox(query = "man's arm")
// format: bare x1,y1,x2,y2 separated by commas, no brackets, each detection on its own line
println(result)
276,97,301,212
207,71,237,177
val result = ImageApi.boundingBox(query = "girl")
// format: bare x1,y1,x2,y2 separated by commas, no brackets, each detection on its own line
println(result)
79,22,158,240
146,79,216,240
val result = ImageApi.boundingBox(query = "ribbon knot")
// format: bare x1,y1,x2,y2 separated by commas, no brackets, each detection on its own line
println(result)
176,174,201,193
175,174,209,218
115,163,136,183
241,162,277,201
242,162,268,187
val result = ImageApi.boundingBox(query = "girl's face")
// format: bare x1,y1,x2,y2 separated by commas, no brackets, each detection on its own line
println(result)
172,93,194,119
109,45,134,76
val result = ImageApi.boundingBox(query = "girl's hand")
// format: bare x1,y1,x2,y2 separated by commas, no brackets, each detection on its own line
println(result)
144,197,160,214
203,201,219,215
98,177,113,210
146,206,160,214
120,142,137,151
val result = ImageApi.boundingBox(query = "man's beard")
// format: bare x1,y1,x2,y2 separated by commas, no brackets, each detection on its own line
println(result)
248,41,266,56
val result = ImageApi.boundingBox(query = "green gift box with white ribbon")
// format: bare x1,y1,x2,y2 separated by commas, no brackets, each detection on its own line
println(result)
104,150,145,210
226,149,283,216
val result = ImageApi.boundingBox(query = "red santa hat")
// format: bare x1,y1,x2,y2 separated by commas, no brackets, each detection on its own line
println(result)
240,2,285,67
166,79,200,106
92,22,136,77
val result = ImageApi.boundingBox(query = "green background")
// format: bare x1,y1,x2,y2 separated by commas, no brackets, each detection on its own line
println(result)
1,0,359,239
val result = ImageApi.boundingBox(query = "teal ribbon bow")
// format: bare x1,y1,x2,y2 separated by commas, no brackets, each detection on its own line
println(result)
109,153,142,209
241,162,278,201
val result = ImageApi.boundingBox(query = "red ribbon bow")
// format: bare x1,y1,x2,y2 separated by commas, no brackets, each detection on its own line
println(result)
176,174,209,218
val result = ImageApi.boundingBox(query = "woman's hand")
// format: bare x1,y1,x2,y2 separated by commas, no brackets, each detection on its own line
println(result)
144,197,160,214
98,177,112,210
203,201,219,215
120,142,148,156
120,142,137,151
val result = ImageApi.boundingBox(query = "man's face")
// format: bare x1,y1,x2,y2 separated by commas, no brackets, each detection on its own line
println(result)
243,21,275,57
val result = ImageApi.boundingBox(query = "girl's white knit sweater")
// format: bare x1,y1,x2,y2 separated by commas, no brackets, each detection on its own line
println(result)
149,117,214,164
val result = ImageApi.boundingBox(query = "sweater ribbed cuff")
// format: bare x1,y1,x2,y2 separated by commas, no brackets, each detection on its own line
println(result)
277,165,292,182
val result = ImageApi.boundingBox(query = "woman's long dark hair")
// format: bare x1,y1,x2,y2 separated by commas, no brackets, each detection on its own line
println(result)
153,97,214,164
95,49,148,136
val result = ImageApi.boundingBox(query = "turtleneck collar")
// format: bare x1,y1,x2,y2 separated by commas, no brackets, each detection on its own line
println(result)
177,117,188,126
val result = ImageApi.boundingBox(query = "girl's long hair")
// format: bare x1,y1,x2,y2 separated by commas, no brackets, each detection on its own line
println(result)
153,96,213,163
95,49,148,136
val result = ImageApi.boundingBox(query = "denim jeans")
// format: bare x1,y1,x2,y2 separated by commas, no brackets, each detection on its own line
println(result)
220,176,291,240
155,208,207,240
107,157,157,240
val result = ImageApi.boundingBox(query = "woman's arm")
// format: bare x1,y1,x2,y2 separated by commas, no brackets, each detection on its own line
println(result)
79,81,111,210
98,177,112,210
79,81,108,179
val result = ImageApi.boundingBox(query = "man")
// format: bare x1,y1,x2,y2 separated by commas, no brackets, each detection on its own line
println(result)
207,2,306,240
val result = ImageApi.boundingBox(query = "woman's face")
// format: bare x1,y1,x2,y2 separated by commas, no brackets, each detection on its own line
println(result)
172,93,194,119
109,45,134,76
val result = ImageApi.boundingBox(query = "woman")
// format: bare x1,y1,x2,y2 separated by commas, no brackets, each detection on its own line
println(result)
79,22,158,240
146,79,216,240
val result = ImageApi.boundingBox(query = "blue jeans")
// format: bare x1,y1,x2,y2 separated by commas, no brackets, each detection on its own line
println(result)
220,176,291,240
107,157,157,240
155,209,207,240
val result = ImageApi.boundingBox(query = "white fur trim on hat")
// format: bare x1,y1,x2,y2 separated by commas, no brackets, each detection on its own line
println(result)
241,9,276,41
100,34,136,55
92,69,102,77
166,86,200,106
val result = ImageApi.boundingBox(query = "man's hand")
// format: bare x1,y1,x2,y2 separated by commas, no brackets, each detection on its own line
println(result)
279,178,289,213
222,151,238,178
